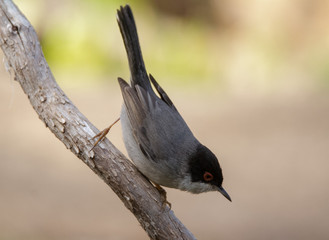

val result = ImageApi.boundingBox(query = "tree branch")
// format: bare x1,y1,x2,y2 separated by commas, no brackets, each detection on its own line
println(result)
0,1,196,239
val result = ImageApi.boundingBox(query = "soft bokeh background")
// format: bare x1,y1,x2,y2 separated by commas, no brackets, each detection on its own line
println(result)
1,0,329,239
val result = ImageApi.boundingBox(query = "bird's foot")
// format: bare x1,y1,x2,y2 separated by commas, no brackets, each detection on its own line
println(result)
154,183,171,210
90,117,120,151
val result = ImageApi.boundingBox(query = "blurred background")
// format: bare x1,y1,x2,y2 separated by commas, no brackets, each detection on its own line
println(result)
0,0,329,239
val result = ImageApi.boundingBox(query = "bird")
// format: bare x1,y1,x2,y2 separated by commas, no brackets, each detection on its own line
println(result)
93,5,231,202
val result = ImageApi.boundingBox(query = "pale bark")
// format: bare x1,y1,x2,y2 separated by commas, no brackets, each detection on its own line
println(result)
0,1,196,239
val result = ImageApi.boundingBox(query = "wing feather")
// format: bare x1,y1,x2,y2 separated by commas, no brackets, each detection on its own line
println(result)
118,78,157,161
118,77,198,165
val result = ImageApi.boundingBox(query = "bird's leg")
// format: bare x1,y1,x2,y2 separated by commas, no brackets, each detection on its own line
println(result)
154,183,171,209
90,117,120,151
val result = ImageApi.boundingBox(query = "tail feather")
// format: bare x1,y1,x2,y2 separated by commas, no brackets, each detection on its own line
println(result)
117,5,152,92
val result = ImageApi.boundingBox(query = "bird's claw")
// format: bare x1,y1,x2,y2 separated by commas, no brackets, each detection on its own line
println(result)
90,118,120,151
154,183,171,210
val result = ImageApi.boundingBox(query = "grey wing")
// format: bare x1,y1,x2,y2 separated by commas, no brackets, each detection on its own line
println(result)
149,74,177,111
118,78,157,161
118,77,197,163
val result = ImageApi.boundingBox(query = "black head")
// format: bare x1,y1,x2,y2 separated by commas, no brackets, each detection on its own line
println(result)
188,144,231,201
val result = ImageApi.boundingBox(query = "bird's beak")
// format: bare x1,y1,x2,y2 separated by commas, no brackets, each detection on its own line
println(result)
218,186,232,202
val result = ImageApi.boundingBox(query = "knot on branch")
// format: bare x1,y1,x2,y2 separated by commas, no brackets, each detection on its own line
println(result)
7,23,19,35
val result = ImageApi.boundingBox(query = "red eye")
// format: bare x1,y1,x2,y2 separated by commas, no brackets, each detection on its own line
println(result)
203,171,213,182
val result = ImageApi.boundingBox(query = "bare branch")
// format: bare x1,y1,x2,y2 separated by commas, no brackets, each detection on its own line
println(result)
0,1,196,239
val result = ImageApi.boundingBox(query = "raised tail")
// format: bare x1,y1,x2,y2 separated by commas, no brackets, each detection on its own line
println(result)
117,5,152,92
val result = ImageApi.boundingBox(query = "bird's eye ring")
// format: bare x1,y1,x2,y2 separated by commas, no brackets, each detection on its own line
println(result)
203,171,213,182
